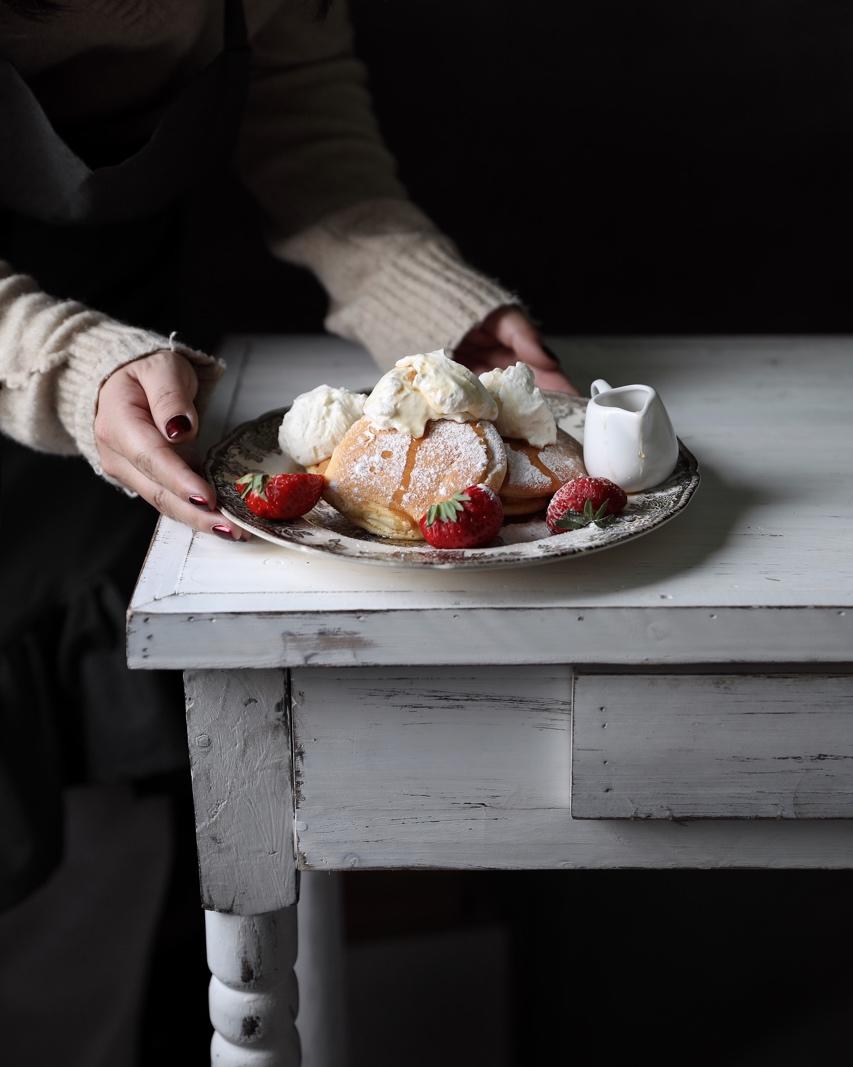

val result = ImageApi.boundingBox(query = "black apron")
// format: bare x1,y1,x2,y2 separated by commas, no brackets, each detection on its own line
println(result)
0,1,250,910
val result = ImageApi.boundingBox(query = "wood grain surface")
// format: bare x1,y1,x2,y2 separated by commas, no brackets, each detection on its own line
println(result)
185,669,297,914
572,673,853,819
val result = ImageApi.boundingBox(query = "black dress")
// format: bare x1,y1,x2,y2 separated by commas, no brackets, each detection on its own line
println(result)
0,0,250,910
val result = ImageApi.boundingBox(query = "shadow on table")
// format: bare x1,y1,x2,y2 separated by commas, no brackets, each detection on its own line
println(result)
619,457,757,565
540,456,785,598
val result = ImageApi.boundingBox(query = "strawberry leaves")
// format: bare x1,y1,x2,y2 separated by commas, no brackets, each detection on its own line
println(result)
236,472,269,502
425,491,471,526
554,498,617,530
420,486,504,548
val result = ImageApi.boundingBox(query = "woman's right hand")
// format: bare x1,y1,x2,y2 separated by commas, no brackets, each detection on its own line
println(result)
94,348,249,541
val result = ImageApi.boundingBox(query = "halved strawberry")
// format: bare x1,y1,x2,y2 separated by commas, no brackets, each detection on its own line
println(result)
419,485,504,549
235,472,324,520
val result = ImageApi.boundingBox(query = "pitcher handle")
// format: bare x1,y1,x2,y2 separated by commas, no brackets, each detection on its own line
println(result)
590,379,612,398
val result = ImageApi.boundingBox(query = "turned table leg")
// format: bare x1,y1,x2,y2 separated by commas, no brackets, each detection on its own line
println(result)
185,670,301,1066
207,908,300,1065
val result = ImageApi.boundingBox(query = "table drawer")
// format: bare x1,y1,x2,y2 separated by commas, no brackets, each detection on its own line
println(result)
572,673,853,819
291,665,573,870
290,667,853,870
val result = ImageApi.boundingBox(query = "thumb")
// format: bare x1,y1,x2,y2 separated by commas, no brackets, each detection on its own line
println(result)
134,349,201,443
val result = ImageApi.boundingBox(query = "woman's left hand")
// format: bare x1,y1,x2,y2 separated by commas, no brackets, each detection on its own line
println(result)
453,305,579,395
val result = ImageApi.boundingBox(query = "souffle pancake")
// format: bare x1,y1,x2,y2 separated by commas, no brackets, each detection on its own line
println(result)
500,428,586,516
322,416,506,540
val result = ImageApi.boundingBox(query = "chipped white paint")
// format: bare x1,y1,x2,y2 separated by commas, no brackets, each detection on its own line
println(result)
128,335,853,668
572,673,853,819
185,670,297,914
188,669,348,1065
291,667,853,869
207,908,299,1065
132,606,851,669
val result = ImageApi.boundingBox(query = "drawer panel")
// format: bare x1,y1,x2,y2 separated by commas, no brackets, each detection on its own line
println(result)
291,665,574,867
572,674,853,819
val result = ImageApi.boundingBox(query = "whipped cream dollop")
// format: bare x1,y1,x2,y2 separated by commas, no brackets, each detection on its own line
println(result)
278,384,367,466
363,348,497,439
479,362,557,447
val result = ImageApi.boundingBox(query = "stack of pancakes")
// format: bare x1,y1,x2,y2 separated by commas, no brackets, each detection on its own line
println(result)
317,415,586,541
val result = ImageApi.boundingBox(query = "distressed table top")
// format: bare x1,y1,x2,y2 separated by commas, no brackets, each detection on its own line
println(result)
128,335,853,669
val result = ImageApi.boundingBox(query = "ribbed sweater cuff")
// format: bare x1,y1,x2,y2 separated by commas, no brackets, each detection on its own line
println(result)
326,236,521,370
56,319,224,490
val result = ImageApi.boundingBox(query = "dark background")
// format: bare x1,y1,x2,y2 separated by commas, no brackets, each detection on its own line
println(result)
229,0,853,338
153,3,853,1064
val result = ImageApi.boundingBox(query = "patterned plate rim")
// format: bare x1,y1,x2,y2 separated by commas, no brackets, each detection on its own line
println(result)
205,392,701,570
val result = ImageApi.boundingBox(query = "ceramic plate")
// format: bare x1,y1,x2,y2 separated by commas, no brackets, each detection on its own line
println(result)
205,392,700,570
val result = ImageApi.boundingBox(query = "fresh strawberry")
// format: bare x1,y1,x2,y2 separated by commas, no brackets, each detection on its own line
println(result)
419,484,504,549
546,476,627,534
235,472,324,520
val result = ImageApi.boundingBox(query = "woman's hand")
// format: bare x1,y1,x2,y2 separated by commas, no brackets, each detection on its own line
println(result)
453,305,579,395
95,349,248,541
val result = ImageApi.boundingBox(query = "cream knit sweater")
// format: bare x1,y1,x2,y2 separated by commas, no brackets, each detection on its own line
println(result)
0,0,517,480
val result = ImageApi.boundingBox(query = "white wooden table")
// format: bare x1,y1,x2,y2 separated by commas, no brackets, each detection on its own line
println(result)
128,335,853,1066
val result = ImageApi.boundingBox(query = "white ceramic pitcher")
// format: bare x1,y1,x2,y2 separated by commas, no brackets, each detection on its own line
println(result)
583,379,679,492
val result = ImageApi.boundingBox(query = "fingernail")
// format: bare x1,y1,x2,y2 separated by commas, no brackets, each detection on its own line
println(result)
542,345,561,365
189,495,211,509
212,524,240,541
166,414,192,440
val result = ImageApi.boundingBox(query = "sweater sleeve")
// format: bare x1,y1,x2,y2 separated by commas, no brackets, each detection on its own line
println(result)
237,0,520,370
0,259,224,485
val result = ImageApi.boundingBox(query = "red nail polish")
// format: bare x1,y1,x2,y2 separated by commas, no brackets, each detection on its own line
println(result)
212,524,239,541
166,414,192,440
189,495,210,508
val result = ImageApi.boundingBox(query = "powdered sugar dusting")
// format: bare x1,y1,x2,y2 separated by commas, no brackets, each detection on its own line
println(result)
505,445,553,492
475,483,500,503
503,430,585,495
399,420,499,515
498,517,550,544
540,433,585,482
327,420,411,505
